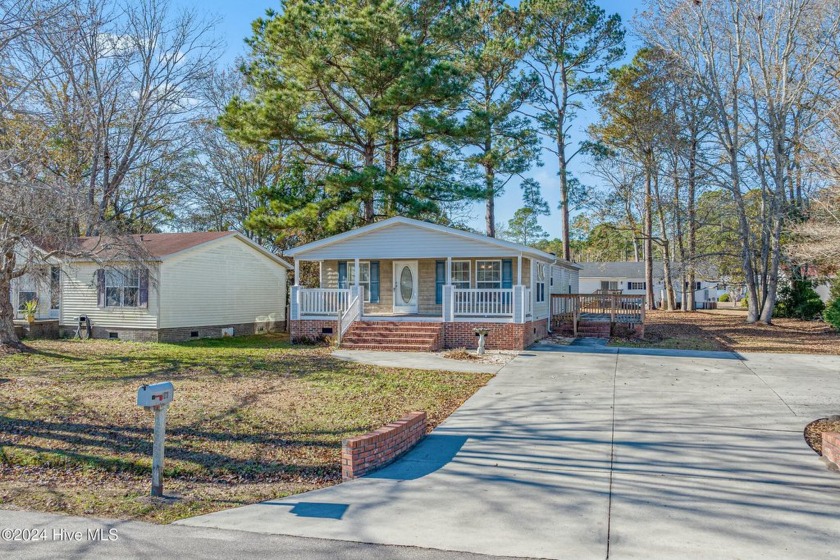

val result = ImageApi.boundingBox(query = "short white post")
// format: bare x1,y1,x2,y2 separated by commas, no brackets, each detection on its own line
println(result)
151,404,168,497
137,382,174,499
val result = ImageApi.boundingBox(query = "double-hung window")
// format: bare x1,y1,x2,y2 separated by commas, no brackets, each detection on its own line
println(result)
451,261,470,289
347,262,371,302
476,260,501,289
536,263,546,303
627,281,646,290
105,269,140,307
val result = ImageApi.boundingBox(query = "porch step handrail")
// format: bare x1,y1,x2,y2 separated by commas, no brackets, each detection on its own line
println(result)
299,288,350,316
338,293,361,344
453,288,514,317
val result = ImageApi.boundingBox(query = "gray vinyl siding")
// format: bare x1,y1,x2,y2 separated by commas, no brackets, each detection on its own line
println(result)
299,223,542,260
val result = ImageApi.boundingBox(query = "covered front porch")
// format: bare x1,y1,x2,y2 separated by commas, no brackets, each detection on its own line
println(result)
290,256,538,325
283,217,580,349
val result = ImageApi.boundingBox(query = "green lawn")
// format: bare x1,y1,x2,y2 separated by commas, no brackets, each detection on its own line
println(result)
0,335,491,522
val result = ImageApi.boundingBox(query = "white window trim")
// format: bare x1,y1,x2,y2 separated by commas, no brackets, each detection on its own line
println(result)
536,263,546,303
347,261,372,303
105,268,141,308
450,260,471,289
476,259,502,289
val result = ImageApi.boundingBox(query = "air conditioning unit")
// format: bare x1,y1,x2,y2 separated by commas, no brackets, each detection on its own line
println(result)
221,327,234,337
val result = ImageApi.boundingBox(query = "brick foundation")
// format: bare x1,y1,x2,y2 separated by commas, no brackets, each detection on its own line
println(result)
443,319,548,350
341,411,427,479
823,432,840,467
290,319,339,343
59,321,273,342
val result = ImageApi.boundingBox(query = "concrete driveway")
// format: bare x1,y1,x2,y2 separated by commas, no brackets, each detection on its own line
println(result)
178,347,840,559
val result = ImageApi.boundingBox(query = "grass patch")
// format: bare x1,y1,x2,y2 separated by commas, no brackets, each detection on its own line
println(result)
0,335,491,523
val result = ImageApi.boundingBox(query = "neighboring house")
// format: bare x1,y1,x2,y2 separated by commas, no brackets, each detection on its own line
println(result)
286,216,581,350
579,261,726,308
58,231,291,342
10,265,62,321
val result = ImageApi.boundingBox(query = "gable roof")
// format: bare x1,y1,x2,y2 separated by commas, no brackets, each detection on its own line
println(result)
75,231,234,258
285,216,581,267
70,232,292,269
579,261,666,279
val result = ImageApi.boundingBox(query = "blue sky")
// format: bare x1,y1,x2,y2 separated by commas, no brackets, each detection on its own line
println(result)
174,0,646,237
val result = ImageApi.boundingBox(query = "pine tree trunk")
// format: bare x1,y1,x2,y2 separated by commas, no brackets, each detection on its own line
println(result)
558,147,571,261
687,138,698,313
644,167,655,310
485,164,495,238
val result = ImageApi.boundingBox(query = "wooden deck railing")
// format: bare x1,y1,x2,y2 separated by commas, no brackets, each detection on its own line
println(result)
551,293,646,331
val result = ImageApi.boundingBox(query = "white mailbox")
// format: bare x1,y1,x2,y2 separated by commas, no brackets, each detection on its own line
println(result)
137,382,174,408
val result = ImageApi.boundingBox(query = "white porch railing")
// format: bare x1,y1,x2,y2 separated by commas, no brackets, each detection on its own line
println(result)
294,288,350,317
452,288,514,317
338,290,362,343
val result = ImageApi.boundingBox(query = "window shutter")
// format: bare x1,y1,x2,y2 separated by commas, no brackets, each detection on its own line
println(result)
435,261,445,304
369,261,380,303
139,269,149,308
502,259,513,288
96,269,106,308
337,261,347,289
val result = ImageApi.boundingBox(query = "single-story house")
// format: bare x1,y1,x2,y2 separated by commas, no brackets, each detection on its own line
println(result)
55,231,291,342
285,216,581,350
579,261,726,308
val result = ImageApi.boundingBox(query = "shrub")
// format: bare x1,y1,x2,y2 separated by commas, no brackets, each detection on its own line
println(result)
718,293,730,302
825,299,840,331
824,276,840,331
774,279,825,320
740,296,748,308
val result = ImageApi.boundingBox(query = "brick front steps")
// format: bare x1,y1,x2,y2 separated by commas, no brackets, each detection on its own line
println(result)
341,321,444,351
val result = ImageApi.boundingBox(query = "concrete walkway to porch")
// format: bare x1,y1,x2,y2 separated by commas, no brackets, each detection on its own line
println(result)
332,349,508,374
178,347,840,559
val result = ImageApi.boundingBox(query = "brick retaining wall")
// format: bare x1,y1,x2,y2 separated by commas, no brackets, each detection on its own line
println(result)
341,411,427,479
823,432,840,467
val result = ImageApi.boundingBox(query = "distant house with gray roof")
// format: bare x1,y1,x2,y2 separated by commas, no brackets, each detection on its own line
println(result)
579,261,726,308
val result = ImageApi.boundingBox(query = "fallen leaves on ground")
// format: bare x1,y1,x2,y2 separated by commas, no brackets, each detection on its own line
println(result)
0,335,491,523
610,309,840,354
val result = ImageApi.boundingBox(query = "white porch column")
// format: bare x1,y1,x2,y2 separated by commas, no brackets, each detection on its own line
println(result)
513,285,525,323
517,254,522,285
290,285,300,320
294,259,300,286
446,257,452,285
442,284,455,322
353,258,360,289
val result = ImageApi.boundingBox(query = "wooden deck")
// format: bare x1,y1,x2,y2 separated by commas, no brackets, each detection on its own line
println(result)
551,294,646,337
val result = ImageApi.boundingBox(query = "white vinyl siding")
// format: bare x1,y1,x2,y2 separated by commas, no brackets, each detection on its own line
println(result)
158,236,287,329
298,222,547,260
60,263,159,329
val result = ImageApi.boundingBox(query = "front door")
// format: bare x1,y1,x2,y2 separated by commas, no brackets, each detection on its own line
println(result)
392,260,419,314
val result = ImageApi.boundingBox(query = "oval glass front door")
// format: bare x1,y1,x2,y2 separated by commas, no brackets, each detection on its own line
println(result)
399,266,413,303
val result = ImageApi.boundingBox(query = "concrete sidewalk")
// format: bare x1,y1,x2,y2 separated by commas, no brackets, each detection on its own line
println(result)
177,348,840,559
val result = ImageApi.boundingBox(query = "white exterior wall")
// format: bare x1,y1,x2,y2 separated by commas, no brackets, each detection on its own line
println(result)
579,276,722,306
158,236,287,329
60,262,159,329
10,271,53,320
